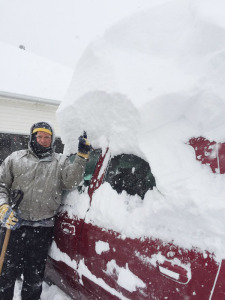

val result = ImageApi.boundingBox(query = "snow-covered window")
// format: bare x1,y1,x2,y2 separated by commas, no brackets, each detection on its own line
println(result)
105,154,156,199
83,149,102,187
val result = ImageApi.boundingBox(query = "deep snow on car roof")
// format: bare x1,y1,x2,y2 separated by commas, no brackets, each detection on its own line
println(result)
56,0,225,260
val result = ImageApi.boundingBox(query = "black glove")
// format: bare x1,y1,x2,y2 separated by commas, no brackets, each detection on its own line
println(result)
77,131,91,159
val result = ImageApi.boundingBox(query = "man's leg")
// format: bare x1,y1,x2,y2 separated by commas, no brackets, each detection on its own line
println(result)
0,227,24,300
21,226,53,300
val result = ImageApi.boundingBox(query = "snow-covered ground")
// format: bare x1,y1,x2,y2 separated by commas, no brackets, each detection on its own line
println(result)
13,280,71,300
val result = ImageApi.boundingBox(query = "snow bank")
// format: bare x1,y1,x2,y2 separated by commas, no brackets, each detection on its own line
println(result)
57,0,225,260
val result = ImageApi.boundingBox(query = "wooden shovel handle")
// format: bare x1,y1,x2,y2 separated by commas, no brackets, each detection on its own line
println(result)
0,229,11,275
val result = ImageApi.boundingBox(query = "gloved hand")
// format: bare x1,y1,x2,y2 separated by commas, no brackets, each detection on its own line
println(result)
0,204,20,230
77,131,91,159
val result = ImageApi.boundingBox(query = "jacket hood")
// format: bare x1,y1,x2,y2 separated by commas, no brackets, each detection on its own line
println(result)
29,122,56,155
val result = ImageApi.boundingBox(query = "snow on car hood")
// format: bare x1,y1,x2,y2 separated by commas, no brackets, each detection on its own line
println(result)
57,0,225,260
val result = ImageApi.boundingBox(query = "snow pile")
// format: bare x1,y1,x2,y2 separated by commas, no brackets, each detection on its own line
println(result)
57,0,225,260
57,91,141,156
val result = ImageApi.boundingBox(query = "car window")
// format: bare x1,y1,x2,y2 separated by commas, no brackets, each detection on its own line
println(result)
69,149,102,185
105,154,156,199
83,149,102,187
65,149,102,196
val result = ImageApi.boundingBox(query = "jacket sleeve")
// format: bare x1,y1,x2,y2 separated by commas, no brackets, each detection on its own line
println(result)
61,154,87,189
0,156,13,206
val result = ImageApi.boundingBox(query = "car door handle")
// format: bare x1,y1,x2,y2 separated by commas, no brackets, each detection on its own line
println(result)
157,260,190,284
61,222,76,235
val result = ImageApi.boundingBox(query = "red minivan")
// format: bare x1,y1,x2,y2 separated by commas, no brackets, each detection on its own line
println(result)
45,137,225,300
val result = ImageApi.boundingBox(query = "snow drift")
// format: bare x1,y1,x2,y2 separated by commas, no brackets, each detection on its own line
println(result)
57,0,225,260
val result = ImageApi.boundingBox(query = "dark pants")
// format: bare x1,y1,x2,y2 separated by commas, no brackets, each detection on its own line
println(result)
0,226,53,300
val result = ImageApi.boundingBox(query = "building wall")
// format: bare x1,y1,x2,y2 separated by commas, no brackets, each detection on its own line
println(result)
0,93,61,136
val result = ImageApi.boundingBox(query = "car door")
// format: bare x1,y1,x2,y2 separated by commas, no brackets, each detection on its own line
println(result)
77,151,220,300
78,153,158,299
45,150,103,299
46,147,221,300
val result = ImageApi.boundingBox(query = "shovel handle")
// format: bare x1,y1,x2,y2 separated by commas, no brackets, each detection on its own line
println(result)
0,229,11,275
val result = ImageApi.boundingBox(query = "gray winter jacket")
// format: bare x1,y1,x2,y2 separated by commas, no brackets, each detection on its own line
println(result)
0,148,86,221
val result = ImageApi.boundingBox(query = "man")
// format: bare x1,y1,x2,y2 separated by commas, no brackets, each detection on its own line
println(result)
0,122,91,300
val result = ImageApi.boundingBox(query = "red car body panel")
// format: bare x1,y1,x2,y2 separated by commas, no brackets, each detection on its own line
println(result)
45,138,225,299
189,137,225,174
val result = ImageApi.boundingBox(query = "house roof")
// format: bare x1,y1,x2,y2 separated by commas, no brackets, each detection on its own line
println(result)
0,90,61,106
0,41,73,102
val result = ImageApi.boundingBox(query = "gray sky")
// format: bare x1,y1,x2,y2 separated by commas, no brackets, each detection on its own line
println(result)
0,0,168,68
